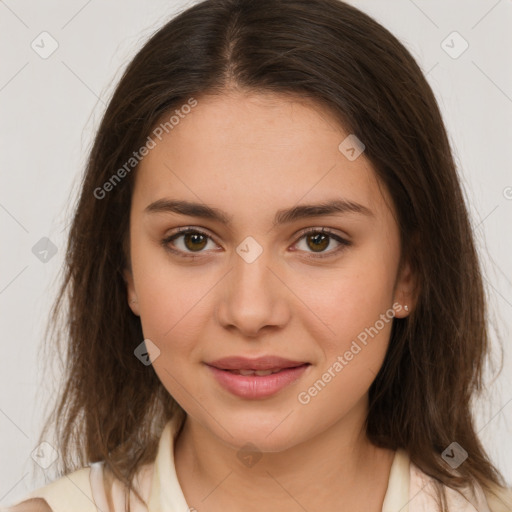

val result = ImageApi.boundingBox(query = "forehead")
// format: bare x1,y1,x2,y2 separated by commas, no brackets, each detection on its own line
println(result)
133,91,394,227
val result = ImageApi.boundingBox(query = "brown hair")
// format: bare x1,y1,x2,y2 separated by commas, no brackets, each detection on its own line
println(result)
36,0,510,510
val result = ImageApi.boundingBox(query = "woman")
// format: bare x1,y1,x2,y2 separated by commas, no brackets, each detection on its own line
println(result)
5,0,511,510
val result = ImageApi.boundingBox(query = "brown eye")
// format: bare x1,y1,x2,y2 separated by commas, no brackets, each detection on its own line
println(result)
182,232,208,251
162,228,217,257
294,228,351,258
305,232,330,252
161,227,351,260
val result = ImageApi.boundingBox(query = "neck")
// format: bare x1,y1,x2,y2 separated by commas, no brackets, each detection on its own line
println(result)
173,397,395,512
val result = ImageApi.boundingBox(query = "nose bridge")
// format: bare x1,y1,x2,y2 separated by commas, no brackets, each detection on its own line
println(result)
234,239,272,294
216,236,288,335
232,237,276,308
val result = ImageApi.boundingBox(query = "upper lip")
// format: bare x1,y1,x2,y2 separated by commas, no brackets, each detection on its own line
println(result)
206,356,309,371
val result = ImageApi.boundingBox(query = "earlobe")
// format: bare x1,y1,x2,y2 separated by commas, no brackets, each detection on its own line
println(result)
393,260,418,318
123,267,140,316
129,298,140,316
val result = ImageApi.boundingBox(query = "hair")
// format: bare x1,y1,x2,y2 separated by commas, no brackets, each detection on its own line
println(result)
36,0,511,510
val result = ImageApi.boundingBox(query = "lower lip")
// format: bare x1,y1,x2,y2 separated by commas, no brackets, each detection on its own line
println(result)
206,364,310,399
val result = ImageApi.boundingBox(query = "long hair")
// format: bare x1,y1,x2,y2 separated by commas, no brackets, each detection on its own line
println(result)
37,0,510,510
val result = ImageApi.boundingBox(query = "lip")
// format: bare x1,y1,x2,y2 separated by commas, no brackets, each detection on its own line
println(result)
206,355,308,371
205,358,311,399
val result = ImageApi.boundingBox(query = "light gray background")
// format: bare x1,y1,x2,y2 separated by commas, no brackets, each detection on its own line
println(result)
1,0,511,506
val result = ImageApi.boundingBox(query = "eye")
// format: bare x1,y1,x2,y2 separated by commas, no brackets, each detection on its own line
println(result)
292,228,351,259
161,227,351,259
161,227,218,258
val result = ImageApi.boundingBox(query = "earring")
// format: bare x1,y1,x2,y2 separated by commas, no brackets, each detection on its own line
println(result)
404,304,409,312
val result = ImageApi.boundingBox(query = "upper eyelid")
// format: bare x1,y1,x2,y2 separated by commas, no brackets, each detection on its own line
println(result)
165,226,349,251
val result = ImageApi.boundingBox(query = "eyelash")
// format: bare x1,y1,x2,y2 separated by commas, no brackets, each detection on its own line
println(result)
161,227,351,260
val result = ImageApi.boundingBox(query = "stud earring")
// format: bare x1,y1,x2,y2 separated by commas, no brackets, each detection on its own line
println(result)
404,304,409,312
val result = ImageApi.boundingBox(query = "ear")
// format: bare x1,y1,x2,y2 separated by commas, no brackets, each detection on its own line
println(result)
393,259,418,319
123,267,140,316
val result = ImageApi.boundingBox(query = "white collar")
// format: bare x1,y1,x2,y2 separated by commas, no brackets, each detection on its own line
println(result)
147,414,413,511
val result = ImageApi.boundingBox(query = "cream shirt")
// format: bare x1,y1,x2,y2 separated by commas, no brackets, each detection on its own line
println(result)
6,415,512,512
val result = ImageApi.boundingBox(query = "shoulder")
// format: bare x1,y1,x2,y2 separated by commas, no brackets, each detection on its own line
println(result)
483,484,512,512
2,466,95,512
1,498,53,511
409,461,512,512
3,461,155,512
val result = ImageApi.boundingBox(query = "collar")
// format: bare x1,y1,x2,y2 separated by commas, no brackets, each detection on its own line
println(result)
147,414,411,512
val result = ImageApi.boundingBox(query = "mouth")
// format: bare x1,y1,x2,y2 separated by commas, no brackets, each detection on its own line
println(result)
206,355,309,371
217,365,309,376
204,357,311,399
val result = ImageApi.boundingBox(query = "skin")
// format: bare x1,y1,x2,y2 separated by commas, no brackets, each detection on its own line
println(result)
123,90,416,512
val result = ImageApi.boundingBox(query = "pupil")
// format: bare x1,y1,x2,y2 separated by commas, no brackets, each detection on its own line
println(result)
182,232,329,253
185,233,207,251
308,233,328,252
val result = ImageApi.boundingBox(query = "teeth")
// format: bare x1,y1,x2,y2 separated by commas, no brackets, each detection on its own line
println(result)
229,368,282,376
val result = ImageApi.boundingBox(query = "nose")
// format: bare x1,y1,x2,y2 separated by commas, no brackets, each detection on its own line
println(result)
215,247,291,338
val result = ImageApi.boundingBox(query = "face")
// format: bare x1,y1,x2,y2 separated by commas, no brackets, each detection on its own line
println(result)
124,91,414,452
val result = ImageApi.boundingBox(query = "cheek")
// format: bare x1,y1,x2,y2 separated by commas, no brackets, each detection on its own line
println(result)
311,241,399,405
131,248,211,404
297,278,395,419
296,251,397,352
131,241,207,351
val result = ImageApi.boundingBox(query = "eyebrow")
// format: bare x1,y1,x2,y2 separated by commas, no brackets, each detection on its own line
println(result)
144,198,373,226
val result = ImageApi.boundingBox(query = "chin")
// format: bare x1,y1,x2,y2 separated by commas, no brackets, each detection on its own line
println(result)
212,415,304,453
